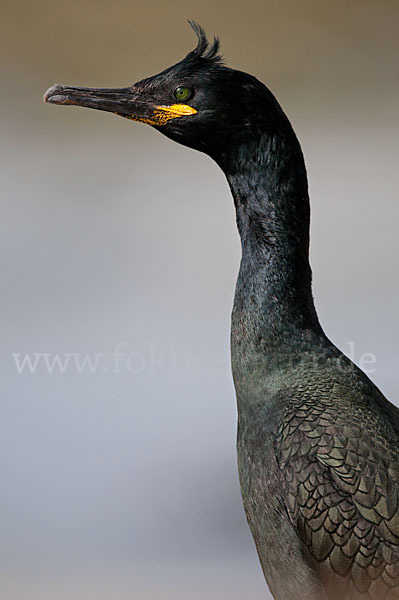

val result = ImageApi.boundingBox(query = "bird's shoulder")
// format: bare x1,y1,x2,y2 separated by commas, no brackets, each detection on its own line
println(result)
274,368,399,597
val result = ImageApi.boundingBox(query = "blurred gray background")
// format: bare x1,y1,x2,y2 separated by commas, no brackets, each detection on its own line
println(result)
1,1,398,598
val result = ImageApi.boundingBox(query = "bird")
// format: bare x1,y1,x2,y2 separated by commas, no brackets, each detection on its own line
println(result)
44,22,399,600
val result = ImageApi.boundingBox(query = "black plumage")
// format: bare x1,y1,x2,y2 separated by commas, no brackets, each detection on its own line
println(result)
44,22,399,600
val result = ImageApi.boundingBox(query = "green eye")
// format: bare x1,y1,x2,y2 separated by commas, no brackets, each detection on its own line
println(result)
174,86,192,102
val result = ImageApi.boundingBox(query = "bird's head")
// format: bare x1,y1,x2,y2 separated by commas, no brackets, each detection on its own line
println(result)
44,22,285,168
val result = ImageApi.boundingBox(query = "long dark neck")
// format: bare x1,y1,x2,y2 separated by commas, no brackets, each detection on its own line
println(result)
222,126,325,369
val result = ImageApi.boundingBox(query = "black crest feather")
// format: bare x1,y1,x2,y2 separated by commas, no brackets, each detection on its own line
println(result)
187,20,223,64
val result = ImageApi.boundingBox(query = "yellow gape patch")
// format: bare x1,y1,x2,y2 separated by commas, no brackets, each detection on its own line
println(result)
154,104,198,123
115,104,197,126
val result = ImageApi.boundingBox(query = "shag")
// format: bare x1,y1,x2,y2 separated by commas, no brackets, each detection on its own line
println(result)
44,22,399,600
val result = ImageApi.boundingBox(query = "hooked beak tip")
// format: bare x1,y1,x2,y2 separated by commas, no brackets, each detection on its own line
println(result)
43,84,65,104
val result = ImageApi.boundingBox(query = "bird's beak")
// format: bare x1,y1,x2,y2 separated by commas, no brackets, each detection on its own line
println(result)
43,84,197,126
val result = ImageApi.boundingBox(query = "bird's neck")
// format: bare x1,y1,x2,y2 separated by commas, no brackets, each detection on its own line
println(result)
223,131,324,376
